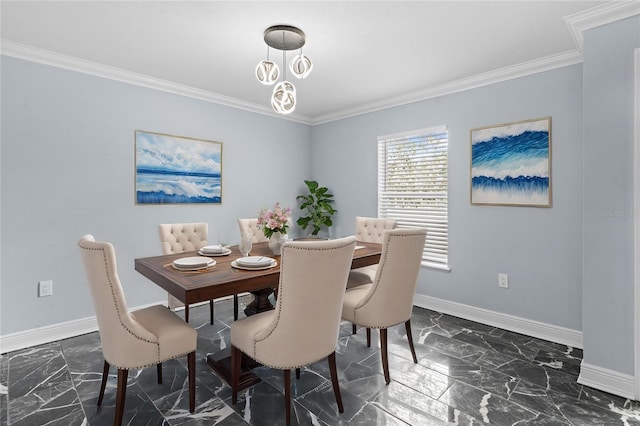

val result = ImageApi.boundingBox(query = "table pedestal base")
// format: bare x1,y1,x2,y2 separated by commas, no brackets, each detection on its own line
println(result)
207,348,262,391
208,287,275,390
244,287,276,316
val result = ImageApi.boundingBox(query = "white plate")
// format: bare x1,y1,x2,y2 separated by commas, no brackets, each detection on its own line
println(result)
173,256,214,268
236,256,274,267
172,261,216,271
198,248,232,257
231,259,277,271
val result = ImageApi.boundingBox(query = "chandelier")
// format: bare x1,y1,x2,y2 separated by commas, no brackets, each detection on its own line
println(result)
256,25,313,115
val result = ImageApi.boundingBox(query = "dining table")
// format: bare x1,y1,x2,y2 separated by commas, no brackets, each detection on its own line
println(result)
134,240,383,390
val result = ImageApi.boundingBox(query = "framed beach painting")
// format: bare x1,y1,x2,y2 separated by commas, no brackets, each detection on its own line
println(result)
135,130,222,204
470,117,551,207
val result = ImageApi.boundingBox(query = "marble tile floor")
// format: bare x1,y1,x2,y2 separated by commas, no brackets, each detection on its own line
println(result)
2,297,640,425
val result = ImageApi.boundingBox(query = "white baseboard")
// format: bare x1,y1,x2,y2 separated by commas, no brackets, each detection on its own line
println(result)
579,362,636,400
0,299,214,354
414,294,583,348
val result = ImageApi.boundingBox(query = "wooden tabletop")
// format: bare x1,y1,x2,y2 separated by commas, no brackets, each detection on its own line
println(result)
134,240,382,306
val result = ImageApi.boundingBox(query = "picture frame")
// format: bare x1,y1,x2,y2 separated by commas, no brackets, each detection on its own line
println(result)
135,130,222,204
470,117,551,207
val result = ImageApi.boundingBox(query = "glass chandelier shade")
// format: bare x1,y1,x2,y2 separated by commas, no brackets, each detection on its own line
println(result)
255,60,279,85
271,81,296,114
290,53,313,79
256,25,312,114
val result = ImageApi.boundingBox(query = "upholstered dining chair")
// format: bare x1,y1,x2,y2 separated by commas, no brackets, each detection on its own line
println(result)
342,228,426,385
159,222,239,323
237,218,269,243
78,235,197,426
347,216,397,289
230,236,357,426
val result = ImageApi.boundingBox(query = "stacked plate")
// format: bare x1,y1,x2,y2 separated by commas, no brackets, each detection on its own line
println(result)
231,256,277,270
172,256,216,271
198,245,232,256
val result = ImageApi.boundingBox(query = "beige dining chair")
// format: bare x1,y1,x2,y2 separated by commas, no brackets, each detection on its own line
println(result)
342,228,426,385
237,218,269,243
78,234,197,426
159,222,240,322
230,236,357,426
347,216,397,289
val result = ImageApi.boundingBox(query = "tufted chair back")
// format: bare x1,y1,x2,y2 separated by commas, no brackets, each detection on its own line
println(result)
158,223,208,255
354,216,397,243
237,218,269,243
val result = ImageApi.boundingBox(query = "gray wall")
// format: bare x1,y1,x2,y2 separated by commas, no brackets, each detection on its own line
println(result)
0,56,311,334
582,16,640,376
312,65,584,332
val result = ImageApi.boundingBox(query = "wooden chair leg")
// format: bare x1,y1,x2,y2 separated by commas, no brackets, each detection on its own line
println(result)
115,368,128,426
352,323,357,335
366,327,371,347
185,304,190,323
380,328,390,384
97,360,110,406
188,351,196,413
295,368,300,380
210,299,215,325
233,294,239,321
284,369,291,426
156,362,162,384
327,352,344,413
231,346,242,404
405,319,418,363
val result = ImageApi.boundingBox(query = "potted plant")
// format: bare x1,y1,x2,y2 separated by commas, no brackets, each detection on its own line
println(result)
296,180,337,237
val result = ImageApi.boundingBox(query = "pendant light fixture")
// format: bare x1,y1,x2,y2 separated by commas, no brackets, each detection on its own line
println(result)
256,25,313,114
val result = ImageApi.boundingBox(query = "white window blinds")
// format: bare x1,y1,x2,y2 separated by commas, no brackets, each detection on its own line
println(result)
378,125,449,270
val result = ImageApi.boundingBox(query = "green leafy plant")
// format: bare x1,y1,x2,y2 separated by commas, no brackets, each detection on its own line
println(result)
296,180,337,236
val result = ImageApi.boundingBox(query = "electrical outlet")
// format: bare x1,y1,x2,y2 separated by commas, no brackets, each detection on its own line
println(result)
38,280,53,297
498,273,509,289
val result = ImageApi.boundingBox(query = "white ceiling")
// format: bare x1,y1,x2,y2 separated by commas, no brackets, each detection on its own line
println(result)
0,1,618,124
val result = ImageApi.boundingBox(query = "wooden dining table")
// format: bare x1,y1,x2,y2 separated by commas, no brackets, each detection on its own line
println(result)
134,240,382,390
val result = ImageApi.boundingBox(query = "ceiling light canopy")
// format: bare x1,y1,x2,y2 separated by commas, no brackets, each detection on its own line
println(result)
256,25,313,114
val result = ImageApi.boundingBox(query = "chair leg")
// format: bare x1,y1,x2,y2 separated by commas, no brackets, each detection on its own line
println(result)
405,319,418,363
185,304,190,323
284,369,291,426
352,323,356,335
210,299,215,325
327,352,344,413
188,351,196,413
157,362,162,384
295,368,300,380
380,328,390,384
231,346,242,404
97,360,110,406
115,368,128,426
233,294,239,321
366,328,371,347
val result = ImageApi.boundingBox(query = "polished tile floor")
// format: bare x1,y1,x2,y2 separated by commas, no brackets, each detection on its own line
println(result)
3,297,640,425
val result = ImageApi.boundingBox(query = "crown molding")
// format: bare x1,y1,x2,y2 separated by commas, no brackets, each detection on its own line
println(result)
565,0,640,52
310,50,583,125
0,40,313,125
2,1,637,126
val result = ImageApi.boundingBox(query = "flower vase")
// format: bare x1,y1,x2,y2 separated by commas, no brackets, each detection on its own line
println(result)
268,232,283,255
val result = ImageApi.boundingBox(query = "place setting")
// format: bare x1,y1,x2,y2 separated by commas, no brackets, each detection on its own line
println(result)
198,244,232,257
170,256,216,272
231,256,277,271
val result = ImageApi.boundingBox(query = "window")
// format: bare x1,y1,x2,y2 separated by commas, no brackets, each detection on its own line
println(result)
378,125,449,270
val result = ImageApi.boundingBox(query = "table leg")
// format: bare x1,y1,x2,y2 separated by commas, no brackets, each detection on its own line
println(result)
244,287,276,316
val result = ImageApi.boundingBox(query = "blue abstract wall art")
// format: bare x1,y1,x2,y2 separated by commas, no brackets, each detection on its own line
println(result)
471,117,551,207
135,130,222,204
